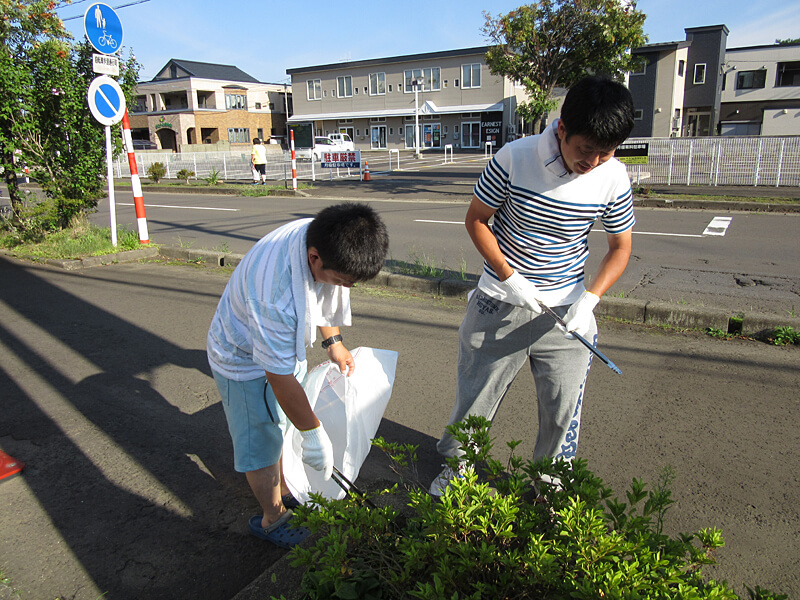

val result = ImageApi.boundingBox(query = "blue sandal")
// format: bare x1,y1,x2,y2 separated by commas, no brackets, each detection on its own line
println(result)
248,511,310,549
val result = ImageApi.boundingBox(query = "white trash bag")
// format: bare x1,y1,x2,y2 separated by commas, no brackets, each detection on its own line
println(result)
283,346,399,503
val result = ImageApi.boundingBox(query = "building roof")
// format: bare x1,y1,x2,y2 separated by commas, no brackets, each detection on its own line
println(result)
151,59,261,83
726,41,800,52
286,46,491,75
632,40,691,54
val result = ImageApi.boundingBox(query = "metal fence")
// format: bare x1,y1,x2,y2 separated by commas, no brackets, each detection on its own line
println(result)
114,149,325,183
623,136,800,187
116,135,800,188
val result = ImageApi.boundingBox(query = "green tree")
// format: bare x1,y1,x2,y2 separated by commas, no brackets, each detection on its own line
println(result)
0,0,140,234
483,0,647,130
775,37,800,45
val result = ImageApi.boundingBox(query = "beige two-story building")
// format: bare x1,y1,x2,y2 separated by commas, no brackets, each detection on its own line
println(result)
129,59,292,152
286,47,529,151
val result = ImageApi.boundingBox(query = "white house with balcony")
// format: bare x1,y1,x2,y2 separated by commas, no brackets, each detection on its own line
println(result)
719,43,800,136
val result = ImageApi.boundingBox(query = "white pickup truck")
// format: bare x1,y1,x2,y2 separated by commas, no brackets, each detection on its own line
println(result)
326,133,355,151
312,134,356,160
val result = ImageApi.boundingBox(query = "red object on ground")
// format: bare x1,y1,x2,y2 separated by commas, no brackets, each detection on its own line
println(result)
0,450,24,481
363,160,371,181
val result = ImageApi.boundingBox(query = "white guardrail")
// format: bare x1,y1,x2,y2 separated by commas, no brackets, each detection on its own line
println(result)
114,136,800,187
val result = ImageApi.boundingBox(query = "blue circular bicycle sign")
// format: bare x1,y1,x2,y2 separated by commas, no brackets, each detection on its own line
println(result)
83,3,123,55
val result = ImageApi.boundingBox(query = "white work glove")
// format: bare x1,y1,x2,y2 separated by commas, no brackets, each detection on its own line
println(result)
562,291,600,339
501,271,543,315
299,423,334,480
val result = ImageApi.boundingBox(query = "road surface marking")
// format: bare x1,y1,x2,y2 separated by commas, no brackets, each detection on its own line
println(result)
703,216,732,236
415,219,464,225
420,220,706,237
118,202,239,212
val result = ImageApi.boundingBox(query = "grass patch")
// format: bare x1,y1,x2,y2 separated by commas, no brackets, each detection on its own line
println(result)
1,215,144,259
634,189,799,204
771,326,800,346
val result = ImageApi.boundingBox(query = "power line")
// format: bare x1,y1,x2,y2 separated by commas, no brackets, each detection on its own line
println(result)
61,0,152,21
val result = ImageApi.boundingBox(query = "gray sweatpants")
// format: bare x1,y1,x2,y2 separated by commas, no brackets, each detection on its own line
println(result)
436,291,596,465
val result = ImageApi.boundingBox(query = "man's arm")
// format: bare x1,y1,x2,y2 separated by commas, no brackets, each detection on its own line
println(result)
585,229,633,297
265,371,319,430
465,194,513,281
266,370,334,479
319,325,354,376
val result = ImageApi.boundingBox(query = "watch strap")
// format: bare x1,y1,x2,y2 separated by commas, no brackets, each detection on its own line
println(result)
321,334,342,349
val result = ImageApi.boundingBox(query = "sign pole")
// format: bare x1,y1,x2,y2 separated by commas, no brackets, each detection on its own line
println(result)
290,130,297,191
105,125,117,246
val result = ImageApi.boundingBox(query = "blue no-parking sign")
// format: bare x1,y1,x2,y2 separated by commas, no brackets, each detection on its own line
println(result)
83,3,123,55
87,75,126,126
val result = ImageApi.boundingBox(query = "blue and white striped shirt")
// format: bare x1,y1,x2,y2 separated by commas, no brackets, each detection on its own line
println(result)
474,121,634,307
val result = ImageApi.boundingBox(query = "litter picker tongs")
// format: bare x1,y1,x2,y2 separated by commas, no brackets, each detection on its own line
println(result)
331,466,377,509
535,299,622,375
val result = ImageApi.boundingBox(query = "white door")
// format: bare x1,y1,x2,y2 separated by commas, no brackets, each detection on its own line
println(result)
371,125,387,149
461,122,480,148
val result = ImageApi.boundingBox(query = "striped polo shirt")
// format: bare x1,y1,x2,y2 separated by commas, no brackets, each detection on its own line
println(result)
474,120,634,307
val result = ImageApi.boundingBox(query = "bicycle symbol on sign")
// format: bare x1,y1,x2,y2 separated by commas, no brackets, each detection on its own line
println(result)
98,30,117,49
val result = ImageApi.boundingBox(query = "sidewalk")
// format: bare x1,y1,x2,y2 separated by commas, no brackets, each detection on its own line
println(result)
1,255,798,600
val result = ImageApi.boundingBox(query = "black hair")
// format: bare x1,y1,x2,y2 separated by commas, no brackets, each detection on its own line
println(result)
253,138,261,144
559,76,635,148
306,202,389,281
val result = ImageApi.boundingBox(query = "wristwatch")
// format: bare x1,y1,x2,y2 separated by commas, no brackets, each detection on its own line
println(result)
321,334,342,349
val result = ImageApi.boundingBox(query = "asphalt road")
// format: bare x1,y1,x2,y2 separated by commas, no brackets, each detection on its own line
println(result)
89,181,800,317
0,256,798,600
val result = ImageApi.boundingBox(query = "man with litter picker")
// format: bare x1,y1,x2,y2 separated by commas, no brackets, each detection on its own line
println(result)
430,75,636,496
207,202,389,547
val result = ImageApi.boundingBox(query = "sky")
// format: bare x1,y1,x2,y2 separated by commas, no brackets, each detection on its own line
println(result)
58,0,800,84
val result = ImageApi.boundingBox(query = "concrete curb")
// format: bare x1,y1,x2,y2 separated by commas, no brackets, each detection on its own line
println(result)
8,246,798,337
26,247,160,270
633,197,800,212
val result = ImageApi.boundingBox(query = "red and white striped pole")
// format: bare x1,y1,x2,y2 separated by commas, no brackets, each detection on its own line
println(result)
290,129,297,191
121,109,149,244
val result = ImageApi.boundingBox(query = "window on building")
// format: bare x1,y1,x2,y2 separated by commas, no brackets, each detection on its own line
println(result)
678,60,685,77
225,94,246,110
133,96,147,112
634,109,643,120
630,59,646,76
388,84,393,92
255,102,262,110
307,79,321,101
337,76,353,98
693,63,706,85
369,72,386,95
404,67,441,92
454,79,459,87
461,64,481,88
227,128,250,143
737,69,767,90
776,61,800,87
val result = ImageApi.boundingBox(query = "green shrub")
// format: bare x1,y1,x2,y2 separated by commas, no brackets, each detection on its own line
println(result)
284,417,786,600
204,167,222,185
146,162,167,183
772,326,800,346
176,168,195,183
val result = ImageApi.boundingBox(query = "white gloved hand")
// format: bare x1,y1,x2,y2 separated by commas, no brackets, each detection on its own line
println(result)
299,423,334,480
562,291,600,339
501,271,543,315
